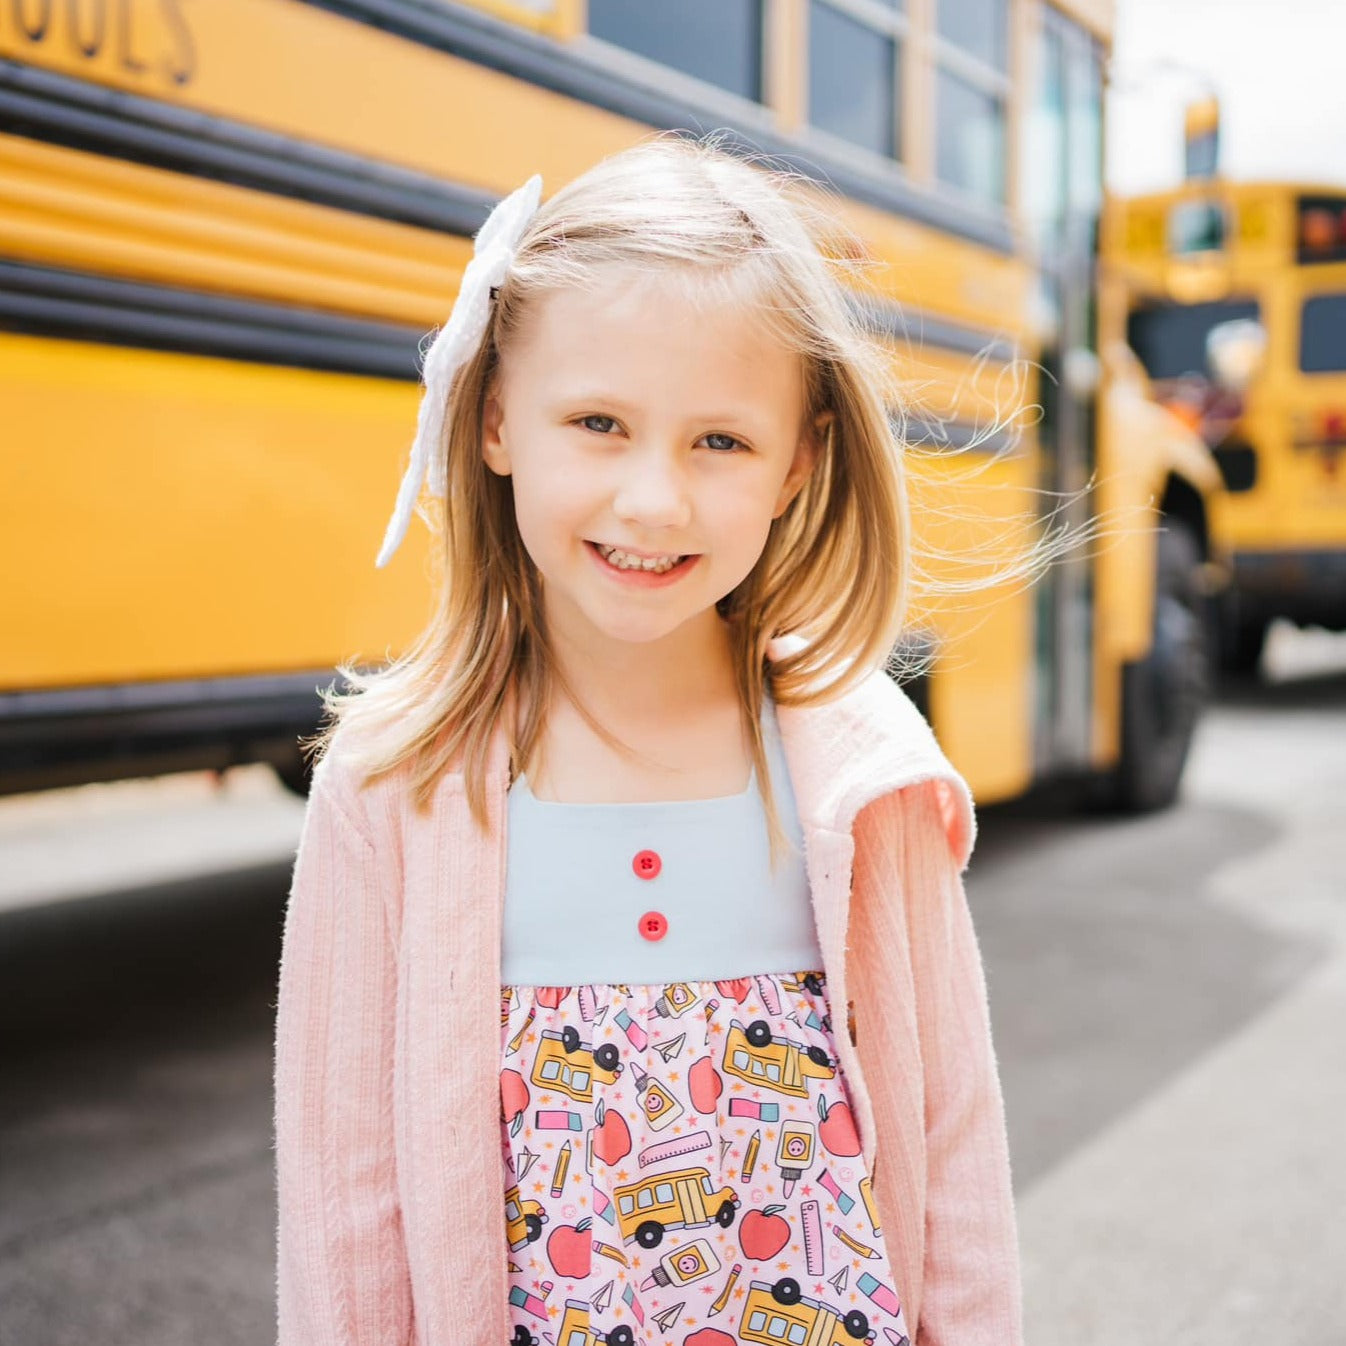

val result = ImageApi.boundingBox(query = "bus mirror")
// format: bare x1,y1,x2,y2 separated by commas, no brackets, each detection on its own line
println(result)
1206,318,1267,393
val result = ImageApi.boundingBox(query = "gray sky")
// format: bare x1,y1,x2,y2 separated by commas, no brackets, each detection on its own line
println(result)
1107,0,1346,192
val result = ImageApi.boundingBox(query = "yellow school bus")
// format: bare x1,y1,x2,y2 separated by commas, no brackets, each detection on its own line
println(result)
1103,181,1346,671
612,1165,738,1248
1,0,1217,811
722,1017,836,1099
741,1277,873,1345
529,1027,622,1103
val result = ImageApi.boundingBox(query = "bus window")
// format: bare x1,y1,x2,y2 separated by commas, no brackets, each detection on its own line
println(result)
619,1195,635,1216
1300,295,1346,373
934,0,1010,205
769,1315,789,1337
789,1326,808,1345
733,1049,751,1070
748,1311,767,1332
541,1060,561,1082
588,0,764,102
655,1183,674,1203
637,1189,655,1210
1128,299,1262,380
808,0,900,159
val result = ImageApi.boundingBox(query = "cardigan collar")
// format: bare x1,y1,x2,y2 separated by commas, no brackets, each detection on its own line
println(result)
477,635,974,867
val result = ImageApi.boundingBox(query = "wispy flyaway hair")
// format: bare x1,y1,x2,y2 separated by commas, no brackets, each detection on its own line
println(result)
308,134,916,833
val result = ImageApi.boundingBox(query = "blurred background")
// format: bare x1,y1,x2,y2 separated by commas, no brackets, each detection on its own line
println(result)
1,0,1342,1342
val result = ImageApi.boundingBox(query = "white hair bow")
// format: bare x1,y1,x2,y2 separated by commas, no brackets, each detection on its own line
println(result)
375,173,544,568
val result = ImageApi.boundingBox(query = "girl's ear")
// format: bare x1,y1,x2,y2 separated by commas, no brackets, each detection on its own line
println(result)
481,383,512,476
773,410,831,518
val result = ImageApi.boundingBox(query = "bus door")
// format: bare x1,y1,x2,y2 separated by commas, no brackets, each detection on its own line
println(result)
1024,8,1104,773
674,1174,708,1225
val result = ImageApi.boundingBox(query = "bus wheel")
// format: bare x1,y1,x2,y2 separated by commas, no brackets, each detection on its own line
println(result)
716,1199,737,1228
803,973,824,995
524,1214,543,1244
745,1020,773,1047
1107,520,1209,812
1221,613,1268,676
842,1310,870,1339
635,1221,664,1249
561,1026,581,1054
594,1042,619,1072
511,1327,538,1346
607,1328,635,1346
771,1278,802,1305
806,1046,830,1067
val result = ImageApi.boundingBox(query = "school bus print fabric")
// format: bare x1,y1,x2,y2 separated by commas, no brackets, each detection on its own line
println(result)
500,974,911,1346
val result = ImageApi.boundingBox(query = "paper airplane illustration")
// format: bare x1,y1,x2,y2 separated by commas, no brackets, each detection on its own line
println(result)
652,1033,686,1062
829,1267,849,1294
652,1301,685,1334
590,1280,614,1314
515,1146,540,1183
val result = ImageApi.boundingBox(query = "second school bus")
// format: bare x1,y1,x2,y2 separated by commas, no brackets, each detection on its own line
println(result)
1,0,1219,813
1103,180,1346,671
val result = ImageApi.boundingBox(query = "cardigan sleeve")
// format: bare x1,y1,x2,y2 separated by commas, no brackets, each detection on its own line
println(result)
901,781,1022,1346
274,756,412,1346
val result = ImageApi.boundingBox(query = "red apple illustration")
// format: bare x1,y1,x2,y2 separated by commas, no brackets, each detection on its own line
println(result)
714,978,753,1003
817,1097,861,1156
688,1055,723,1115
590,1098,632,1165
500,1069,529,1134
684,1331,736,1346
738,1204,791,1261
535,985,568,1009
546,1217,592,1279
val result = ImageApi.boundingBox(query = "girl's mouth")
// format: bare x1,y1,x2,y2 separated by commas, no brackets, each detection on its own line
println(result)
586,541,699,583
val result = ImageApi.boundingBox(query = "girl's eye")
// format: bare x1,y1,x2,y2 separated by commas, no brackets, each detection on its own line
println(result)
578,414,619,434
702,433,744,453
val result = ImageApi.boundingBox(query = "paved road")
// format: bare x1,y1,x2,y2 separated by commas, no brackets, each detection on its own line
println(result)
1,637,1342,1344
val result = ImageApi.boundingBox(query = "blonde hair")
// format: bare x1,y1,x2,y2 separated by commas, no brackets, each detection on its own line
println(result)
308,134,918,839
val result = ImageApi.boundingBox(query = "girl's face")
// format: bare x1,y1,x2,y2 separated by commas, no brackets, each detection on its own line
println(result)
482,269,820,653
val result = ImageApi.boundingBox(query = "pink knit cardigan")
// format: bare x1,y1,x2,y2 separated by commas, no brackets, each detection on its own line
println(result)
274,659,1022,1345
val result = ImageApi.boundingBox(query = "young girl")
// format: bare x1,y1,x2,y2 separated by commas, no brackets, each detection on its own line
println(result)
275,137,1022,1346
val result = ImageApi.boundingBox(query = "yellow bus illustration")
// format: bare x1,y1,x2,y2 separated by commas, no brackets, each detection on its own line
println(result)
504,1184,547,1252
740,1278,874,1345
555,1298,636,1346
723,1019,836,1099
613,1166,739,1249
530,1028,622,1103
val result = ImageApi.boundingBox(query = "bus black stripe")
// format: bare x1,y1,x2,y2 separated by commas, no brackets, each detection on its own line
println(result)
0,62,497,235
0,259,424,378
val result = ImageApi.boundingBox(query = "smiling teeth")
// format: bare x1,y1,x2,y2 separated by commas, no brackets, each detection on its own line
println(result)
597,544,685,573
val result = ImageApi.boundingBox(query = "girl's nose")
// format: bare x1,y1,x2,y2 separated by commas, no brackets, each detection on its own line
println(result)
611,448,693,531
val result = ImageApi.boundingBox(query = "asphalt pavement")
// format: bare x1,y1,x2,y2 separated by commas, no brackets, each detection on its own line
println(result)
1,625,1342,1345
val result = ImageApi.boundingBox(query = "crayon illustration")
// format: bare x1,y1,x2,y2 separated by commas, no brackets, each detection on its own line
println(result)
830,1223,880,1259
709,1262,742,1316
741,1129,762,1181
859,1174,882,1235
550,1141,572,1197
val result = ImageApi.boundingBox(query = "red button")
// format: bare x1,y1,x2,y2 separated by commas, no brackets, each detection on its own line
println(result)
638,911,668,941
633,849,662,880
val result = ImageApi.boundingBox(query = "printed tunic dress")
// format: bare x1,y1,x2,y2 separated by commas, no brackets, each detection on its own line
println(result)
500,712,912,1346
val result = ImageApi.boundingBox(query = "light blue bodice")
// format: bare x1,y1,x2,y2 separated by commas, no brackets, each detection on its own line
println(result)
501,704,820,985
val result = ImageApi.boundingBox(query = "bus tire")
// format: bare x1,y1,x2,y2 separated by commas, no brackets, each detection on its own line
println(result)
842,1310,871,1338
1106,520,1209,811
806,1045,830,1067
635,1221,664,1249
745,1020,773,1047
716,1199,737,1228
523,1214,543,1244
561,1026,581,1054
594,1042,619,1072
1220,613,1268,675
607,1328,635,1346
772,1278,802,1305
